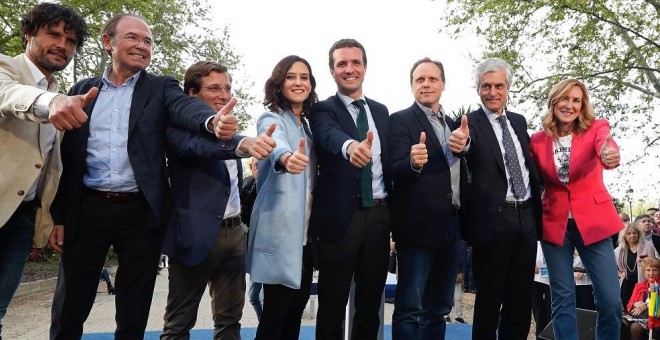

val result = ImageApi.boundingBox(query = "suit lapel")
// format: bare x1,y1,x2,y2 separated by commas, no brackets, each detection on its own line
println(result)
128,71,149,136
474,108,505,174
331,95,359,140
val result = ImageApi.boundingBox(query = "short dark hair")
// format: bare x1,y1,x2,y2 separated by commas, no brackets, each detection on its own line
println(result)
409,57,445,85
21,3,88,51
263,55,318,114
100,13,148,56
328,38,367,70
183,61,231,94
635,214,652,224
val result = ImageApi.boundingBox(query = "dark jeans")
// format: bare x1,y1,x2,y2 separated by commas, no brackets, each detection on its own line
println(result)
162,223,246,340
0,201,36,337
248,280,263,320
255,244,313,340
392,215,460,340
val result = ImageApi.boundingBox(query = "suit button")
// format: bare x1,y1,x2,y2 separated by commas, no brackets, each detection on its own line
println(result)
35,163,43,169
225,191,230,196
218,215,223,219
498,207,503,212
18,190,25,196
446,194,451,199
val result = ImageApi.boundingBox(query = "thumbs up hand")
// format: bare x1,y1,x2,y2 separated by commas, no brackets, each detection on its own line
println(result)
241,123,277,160
284,137,309,174
600,134,620,168
411,132,428,169
48,87,99,130
348,131,374,168
212,97,238,140
449,115,470,153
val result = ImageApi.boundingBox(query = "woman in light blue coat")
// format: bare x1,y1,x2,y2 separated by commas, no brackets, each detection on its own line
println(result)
247,55,318,340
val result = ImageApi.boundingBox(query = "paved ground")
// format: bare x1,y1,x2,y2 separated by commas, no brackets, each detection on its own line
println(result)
3,269,539,339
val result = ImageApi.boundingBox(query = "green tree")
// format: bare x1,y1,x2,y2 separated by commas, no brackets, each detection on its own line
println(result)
441,0,659,160
0,0,255,130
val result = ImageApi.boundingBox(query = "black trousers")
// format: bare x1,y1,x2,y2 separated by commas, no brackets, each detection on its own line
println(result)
255,244,313,340
472,205,537,340
50,191,162,340
315,205,390,340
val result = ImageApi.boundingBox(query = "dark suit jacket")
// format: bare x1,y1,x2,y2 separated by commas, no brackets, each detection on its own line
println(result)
461,108,542,247
51,71,217,245
308,95,391,242
162,127,243,266
388,103,467,247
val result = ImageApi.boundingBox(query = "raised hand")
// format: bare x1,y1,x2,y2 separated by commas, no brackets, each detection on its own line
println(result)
285,137,309,174
449,115,469,153
242,123,276,160
600,134,620,168
212,97,238,140
49,87,98,130
411,132,428,169
349,130,373,168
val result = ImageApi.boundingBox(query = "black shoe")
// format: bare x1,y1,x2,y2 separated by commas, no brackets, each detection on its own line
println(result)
108,287,115,295
455,317,466,323
444,316,451,323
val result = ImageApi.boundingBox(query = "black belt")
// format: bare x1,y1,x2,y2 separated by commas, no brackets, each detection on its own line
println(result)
221,215,242,229
503,199,529,210
359,198,388,209
84,187,143,202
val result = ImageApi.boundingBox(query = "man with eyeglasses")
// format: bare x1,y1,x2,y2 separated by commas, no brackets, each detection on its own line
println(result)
160,61,272,339
48,14,274,339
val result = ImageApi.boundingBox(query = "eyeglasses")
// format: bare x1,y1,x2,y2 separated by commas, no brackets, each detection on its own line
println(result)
201,86,231,94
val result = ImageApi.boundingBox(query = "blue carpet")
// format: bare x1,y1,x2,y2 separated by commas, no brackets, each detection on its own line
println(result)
82,324,472,339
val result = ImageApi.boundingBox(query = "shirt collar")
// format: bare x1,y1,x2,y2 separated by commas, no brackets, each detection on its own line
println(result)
101,66,141,88
416,102,445,118
22,54,58,92
337,92,366,108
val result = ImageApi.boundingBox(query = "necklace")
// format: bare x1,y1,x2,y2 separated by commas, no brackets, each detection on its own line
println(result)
627,248,638,273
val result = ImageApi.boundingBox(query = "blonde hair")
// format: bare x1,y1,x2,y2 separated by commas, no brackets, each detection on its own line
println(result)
619,224,642,249
541,79,595,137
641,257,660,272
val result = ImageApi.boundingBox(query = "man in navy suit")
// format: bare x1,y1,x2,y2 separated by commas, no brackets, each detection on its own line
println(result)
449,58,542,340
160,61,274,339
389,58,465,339
309,38,391,340
48,15,274,339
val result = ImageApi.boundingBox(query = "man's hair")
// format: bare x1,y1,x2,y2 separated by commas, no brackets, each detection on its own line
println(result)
474,57,513,90
183,61,231,94
100,13,148,56
635,214,652,224
263,55,318,114
648,208,659,212
409,57,445,85
541,78,595,137
21,3,89,51
328,38,367,70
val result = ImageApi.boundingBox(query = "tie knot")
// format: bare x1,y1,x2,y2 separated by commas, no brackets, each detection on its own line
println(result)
353,99,365,110
497,115,508,126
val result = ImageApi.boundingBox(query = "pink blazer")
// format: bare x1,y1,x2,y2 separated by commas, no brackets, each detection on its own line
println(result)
530,119,623,246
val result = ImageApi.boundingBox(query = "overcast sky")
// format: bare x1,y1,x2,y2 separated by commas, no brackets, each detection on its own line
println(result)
209,0,660,206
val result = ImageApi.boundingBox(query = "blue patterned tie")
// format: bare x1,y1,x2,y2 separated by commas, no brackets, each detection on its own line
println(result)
353,100,373,208
497,115,526,200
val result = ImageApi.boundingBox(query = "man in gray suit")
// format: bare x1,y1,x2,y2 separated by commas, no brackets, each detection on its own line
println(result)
0,3,88,338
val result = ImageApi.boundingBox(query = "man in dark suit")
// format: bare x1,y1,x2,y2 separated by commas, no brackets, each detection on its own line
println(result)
635,214,660,253
449,58,542,340
161,61,273,339
48,15,273,339
309,38,391,339
389,58,465,339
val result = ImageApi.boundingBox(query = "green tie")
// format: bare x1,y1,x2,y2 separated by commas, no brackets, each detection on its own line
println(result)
353,99,373,208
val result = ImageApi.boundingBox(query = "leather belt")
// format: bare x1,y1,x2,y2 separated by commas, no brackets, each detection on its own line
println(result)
503,199,529,210
359,198,388,209
84,187,143,202
221,215,242,229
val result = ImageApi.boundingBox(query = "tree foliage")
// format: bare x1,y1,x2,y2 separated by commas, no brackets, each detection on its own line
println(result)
0,0,255,130
441,0,659,160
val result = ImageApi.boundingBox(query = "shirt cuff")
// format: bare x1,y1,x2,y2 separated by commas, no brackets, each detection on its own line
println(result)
35,92,62,119
342,139,357,160
235,137,249,157
410,157,423,173
204,116,214,133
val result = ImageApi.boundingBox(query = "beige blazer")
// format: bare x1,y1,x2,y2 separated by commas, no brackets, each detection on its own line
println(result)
0,54,62,248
